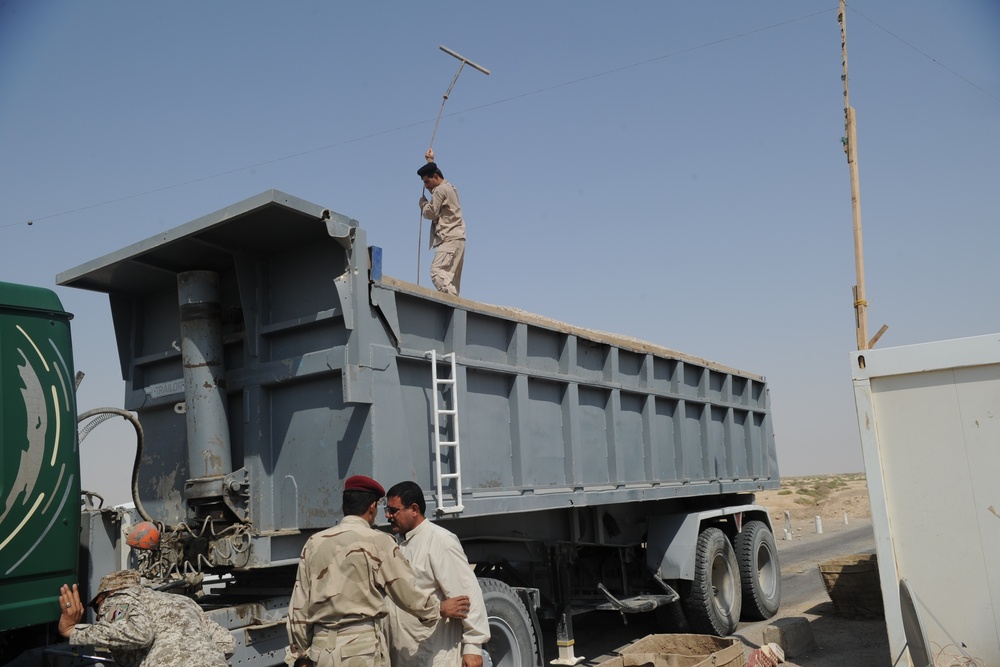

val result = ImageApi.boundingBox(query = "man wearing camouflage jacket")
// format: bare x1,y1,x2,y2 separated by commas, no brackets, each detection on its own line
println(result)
58,570,235,667
286,475,471,667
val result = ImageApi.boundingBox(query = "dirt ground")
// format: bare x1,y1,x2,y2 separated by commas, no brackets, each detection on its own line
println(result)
578,473,892,667
754,472,872,531
740,473,892,667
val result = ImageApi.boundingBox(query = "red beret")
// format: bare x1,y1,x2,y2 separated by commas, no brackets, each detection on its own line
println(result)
344,475,385,497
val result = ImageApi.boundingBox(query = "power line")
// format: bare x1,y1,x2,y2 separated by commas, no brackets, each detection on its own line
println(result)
11,6,994,230
454,8,836,113
848,4,1000,104
1,119,433,230
4,9,834,231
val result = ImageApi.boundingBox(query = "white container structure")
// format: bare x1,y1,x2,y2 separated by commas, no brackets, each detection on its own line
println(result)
852,334,1000,667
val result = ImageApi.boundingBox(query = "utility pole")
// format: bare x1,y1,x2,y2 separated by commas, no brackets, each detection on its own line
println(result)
839,0,870,351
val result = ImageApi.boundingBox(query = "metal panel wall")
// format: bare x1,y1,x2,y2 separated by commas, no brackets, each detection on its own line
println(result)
376,277,778,516
853,337,1000,666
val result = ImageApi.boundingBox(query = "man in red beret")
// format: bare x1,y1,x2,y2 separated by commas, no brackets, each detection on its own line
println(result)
286,475,471,667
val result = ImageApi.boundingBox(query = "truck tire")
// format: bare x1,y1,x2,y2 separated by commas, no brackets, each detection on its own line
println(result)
479,578,537,667
681,527,742,636
735,520,781,620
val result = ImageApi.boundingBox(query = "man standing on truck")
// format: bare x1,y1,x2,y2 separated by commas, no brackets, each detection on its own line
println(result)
385,481,489,667
418,149,465,297
286,475,472,667
57,570,235,667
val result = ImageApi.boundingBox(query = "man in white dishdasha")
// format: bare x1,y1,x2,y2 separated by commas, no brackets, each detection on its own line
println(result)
385,481,489,667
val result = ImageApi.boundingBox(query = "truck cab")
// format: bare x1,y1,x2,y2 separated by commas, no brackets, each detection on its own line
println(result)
0,282,80,663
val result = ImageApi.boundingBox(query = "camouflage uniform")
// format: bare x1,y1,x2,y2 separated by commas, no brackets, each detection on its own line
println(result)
69,585,234,667
286,515,440,667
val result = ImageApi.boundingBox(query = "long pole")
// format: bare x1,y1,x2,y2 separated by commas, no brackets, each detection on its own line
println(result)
417,62,467,286
417,46,491,285
839,0,869,351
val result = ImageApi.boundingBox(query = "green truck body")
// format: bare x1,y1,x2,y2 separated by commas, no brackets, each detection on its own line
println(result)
0,281,80,636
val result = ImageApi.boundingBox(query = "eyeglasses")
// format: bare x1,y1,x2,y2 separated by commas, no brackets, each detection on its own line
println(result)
385,505,405,516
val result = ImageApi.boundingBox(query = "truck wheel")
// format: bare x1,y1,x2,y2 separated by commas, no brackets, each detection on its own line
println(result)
681,527,742,636
735,520,781,620
479,578,537,667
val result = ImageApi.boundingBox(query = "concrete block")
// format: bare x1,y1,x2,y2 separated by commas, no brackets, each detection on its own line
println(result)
762,617,817,658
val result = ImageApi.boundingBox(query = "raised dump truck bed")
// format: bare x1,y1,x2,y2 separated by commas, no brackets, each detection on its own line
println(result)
47,189,781,664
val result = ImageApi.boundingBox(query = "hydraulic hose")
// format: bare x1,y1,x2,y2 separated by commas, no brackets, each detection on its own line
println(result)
77,407,153,522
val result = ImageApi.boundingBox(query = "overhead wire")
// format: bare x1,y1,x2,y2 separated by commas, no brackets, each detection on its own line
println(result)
0,118,433,230
6,5,994,231
0,8,834,231
847,3,1000,104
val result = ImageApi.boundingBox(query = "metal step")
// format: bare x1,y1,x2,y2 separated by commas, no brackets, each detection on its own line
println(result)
595,582,680,614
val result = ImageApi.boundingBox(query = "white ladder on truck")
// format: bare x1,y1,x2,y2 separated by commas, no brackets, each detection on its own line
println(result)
426,350,464,515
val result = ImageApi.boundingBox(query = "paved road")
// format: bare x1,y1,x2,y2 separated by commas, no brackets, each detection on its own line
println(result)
538,519,890,666
734,520,891,667
769,520,875,610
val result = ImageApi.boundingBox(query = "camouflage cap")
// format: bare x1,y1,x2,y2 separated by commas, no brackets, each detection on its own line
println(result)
88,570,141,607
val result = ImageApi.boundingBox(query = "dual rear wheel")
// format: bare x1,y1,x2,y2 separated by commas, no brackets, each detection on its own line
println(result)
477,521,779,660
680,521,780,636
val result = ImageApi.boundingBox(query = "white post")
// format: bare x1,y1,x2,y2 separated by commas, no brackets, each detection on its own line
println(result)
815,516,824,534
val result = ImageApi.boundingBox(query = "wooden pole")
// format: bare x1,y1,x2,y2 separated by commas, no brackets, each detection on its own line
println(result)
840,0,869,350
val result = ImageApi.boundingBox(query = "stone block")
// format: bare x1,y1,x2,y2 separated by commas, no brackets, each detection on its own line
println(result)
762,616,817,658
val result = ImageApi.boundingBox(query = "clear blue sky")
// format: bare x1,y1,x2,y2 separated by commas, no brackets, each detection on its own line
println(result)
1,1,998,505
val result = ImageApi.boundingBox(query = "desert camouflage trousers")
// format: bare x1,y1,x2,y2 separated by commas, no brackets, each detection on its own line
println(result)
310,621,387,667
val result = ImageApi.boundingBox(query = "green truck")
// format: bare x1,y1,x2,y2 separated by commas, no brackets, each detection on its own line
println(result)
0,282,80,661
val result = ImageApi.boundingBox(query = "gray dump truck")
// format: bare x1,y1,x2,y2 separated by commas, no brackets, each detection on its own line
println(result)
1,190,780,667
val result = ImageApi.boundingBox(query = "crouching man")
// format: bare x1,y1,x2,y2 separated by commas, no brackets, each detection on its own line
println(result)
58,570,234,667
